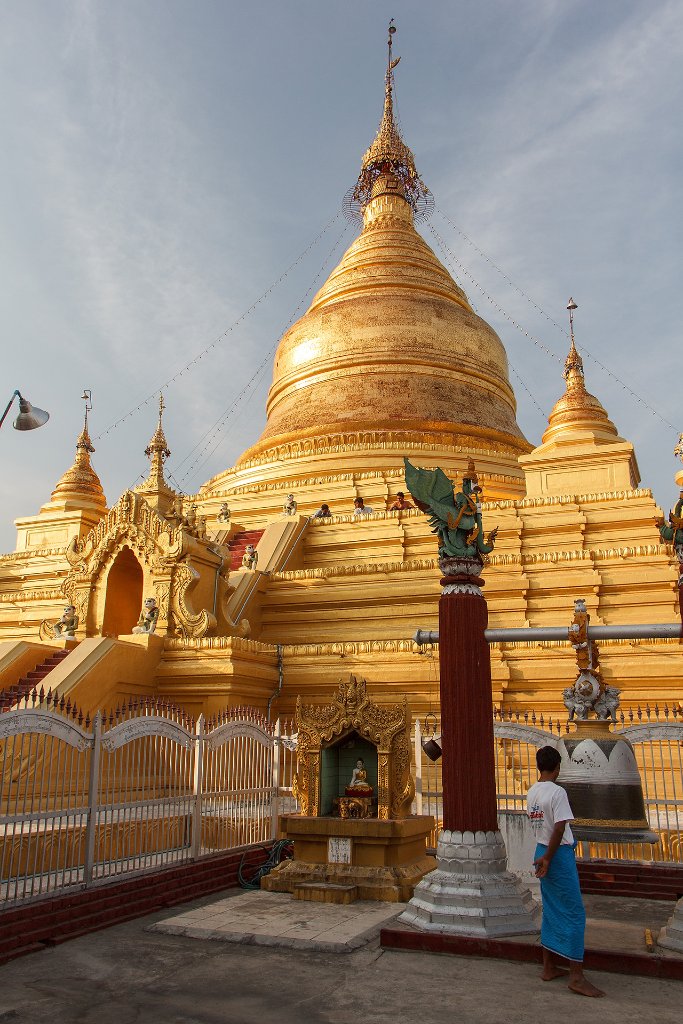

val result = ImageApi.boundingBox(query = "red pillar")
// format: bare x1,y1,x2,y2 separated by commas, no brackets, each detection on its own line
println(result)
438,570,498,833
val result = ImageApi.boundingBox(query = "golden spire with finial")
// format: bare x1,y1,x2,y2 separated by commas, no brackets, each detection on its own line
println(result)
143,393,171,490
350,20,432,218
563,297,587,392
542,298,618,442
49,389,107,509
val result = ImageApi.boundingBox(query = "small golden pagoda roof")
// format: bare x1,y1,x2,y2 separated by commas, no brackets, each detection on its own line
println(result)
49,409,107,512
542,306,618,443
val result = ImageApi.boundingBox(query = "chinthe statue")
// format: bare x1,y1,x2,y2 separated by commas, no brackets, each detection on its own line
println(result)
52,605,79,638
132,597,159,634
242,544,258,570
345,758,373,796
404,457,498,563
283,494,297,516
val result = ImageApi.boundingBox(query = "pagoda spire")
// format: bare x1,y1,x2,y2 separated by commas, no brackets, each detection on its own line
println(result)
351,21,432,218
542,299,619,443
49,390,106,511
135,393,176,515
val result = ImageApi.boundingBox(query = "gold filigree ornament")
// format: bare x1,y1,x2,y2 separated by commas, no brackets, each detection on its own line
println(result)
293,674,415,821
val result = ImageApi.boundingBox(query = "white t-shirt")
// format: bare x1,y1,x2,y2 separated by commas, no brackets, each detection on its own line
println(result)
527,780,575,846
353,505,373,515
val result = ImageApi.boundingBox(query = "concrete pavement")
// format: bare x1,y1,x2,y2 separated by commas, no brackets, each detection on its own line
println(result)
0,888,680,1024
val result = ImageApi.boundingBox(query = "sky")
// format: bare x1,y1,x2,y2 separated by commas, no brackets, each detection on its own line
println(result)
1,0,682,552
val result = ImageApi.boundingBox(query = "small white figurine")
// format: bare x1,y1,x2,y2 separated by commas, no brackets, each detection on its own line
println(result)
242,544,258,570
53,605,78,638
283,494,297,516
132,597,159,634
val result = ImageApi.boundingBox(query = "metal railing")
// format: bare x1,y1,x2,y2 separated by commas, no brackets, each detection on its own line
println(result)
413,707,683,862
0,693,297,907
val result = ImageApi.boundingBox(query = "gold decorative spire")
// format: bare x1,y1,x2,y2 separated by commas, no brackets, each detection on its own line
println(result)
542,300,618,442
135,393,176,515
49,390,107,511
351,21,432,218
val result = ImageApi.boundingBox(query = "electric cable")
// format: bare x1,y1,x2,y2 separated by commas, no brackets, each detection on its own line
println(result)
94,211,343,441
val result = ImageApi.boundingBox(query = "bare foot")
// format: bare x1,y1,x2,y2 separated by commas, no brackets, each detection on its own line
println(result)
568,977,605,998
541,966,569,981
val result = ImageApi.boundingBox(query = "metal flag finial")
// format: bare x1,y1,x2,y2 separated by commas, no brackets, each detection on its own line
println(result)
567,297,578,343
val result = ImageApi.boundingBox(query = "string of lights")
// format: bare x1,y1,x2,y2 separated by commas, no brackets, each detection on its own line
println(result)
175,222,353,487
433,208,678,434
94,211,343,441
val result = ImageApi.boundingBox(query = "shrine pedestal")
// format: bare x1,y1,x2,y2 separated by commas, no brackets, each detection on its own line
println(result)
261,814,436,903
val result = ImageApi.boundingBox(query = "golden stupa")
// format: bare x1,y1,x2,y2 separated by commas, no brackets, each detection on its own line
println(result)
0,35,680,723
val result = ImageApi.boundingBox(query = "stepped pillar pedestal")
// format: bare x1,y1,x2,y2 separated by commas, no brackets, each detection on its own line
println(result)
400,558,539,936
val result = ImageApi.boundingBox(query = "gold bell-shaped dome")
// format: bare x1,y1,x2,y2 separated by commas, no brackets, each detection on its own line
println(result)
241,38,529,478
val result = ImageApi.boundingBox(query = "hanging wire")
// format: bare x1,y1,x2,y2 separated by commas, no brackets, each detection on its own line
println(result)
94,211,343,441
427,221,564,365
176,222,353,487
427,222,549,424
434,207,679,434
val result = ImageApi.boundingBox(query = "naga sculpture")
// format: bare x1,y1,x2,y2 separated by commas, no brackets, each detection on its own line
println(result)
404,456,497,562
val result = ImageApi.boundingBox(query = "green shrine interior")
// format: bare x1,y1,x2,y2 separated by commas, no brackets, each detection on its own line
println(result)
319,731,378,816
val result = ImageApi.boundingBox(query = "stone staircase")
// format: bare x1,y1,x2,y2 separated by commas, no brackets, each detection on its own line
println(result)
0,844,272,966
0,648,73,711
227,529,265,570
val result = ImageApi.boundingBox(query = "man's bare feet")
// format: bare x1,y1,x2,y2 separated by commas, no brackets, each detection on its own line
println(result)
541,966,569,981
568,977,605,998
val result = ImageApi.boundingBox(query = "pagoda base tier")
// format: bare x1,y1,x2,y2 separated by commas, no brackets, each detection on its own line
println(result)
399,829,540,937
261,814,436,902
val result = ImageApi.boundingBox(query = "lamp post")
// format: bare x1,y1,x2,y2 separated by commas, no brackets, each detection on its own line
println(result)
0,391,50,431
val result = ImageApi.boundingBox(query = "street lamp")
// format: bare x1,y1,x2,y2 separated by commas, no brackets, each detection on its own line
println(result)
0,390,50,431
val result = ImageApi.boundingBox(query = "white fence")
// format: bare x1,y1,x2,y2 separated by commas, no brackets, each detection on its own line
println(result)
414,707,683,862
0,695,297,907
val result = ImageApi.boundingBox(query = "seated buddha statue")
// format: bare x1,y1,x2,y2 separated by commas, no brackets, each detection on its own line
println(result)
345,758,373,796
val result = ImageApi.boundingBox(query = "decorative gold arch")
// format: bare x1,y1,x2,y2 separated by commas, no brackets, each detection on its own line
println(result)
293,675,415,820
58,491,218,639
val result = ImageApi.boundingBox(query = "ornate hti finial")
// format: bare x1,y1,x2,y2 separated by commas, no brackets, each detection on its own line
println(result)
144,393,171,486
346,21,433,221
563,297,586,390
674,433,683,464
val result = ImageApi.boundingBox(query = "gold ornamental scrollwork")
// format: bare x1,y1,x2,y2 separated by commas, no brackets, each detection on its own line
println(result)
294,675,415,821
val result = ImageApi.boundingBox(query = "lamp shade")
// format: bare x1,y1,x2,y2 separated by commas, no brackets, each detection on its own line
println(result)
14,395,50,431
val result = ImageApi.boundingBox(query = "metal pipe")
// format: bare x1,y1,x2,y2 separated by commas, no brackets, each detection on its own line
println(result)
413,623,683,646
266,644,284,721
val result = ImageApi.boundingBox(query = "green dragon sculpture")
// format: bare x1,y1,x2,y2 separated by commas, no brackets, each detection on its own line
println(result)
404,457,498,562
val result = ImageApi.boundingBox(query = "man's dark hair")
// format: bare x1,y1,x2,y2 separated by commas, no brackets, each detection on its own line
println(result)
536,745,562,773
397,491,404,498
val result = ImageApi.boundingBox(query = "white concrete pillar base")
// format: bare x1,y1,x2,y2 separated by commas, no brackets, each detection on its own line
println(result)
658,896,683,952
399,829,540,938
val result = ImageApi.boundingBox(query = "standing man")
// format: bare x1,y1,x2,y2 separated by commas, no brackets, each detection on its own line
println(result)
527,746,605,997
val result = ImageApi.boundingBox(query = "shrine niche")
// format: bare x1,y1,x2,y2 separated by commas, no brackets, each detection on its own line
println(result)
44,490,228,640
293,675,415,820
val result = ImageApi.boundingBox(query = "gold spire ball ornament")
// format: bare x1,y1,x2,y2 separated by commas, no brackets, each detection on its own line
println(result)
345,20,434,222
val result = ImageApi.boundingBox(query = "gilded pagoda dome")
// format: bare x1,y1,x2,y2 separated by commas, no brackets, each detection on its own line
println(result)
47,415,107,514
239,47,529,478
542,333,619,445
